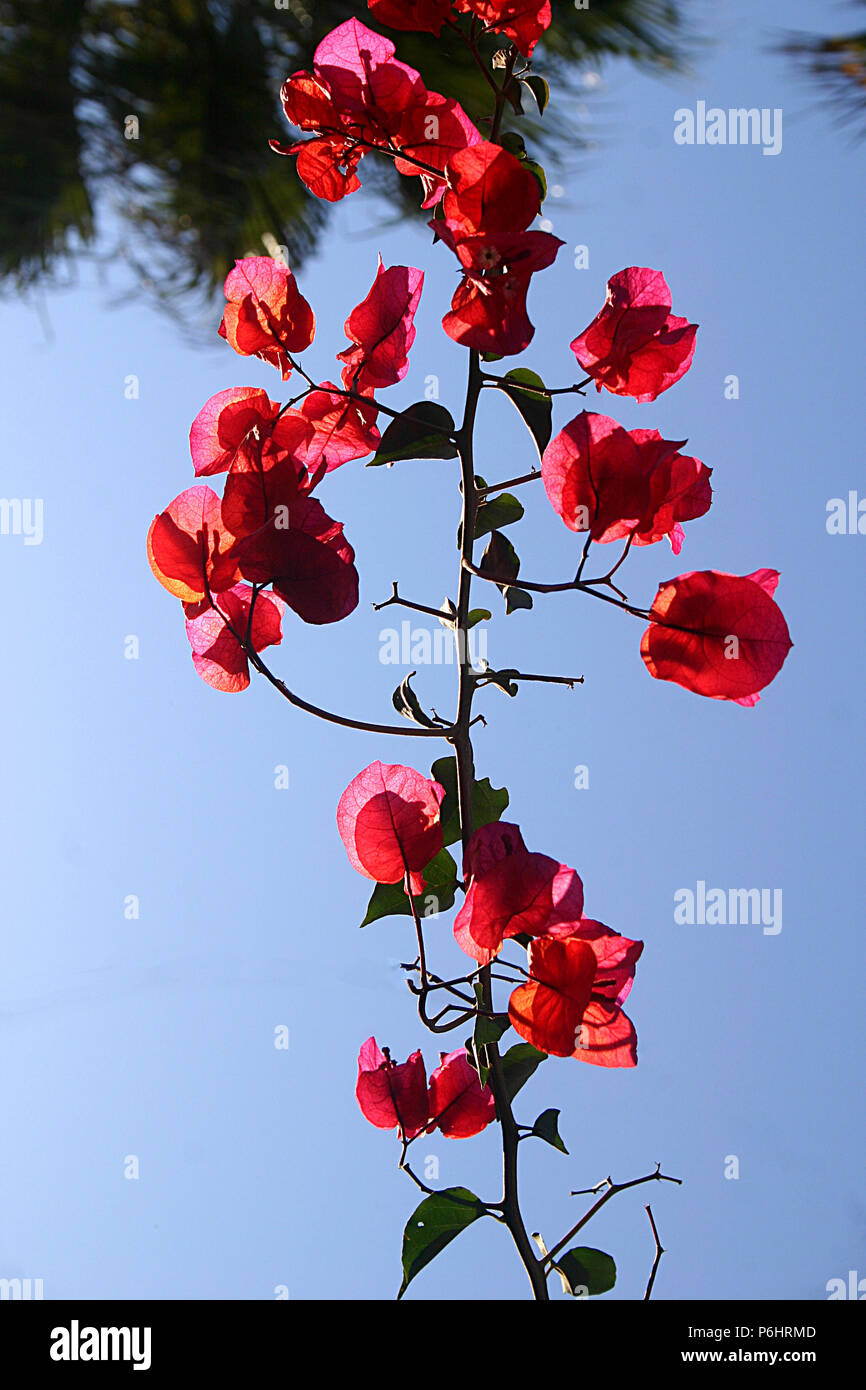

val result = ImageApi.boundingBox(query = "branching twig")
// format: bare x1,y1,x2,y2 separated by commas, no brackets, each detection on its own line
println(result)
462,557,651,619
543,1165,682,1268
246,648,459,739
481,373,594,398
644,1203,665,1300
497,671,584,689
399,1157,503,1216
478,469,541,496
373,582,455,624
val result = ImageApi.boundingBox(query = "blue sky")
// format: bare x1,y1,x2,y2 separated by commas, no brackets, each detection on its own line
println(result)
1,0,863,1300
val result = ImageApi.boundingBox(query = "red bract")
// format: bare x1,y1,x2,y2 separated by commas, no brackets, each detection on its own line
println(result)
368,0,452,34
542,412,646,543
226,473,360,626
356,1037,429,1139
184,583,285,693
571,267,698,403
273,19,480,206
337,259,424,392
392,95,484,209
220,449,305,541
440,225,562,355
300,385,381,471
542,413,712,551
570,923,643,1068
219,258,315,380
442,141,541,238
312,18,423,119
434,143,562,354
428,1049,496,1138
508,925,642,1066
640,569,793,706
614,430,712,555
189,388,314,480
291,134,363,202
453,822,584,966
147,486,240,603
454,0,552,57
337,762,446,894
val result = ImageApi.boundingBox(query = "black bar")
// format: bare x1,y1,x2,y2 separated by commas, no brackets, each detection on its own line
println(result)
1,1299,859,1374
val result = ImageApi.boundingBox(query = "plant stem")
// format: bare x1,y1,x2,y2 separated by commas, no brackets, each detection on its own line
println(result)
461,557,652,619
243,647,456,739
373,582,455,623
451,349,549,1301
544,1166,682,1267
478,469,541,496
643,1204,665,1300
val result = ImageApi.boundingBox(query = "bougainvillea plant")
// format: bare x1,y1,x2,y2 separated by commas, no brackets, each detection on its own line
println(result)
149,4,792,1300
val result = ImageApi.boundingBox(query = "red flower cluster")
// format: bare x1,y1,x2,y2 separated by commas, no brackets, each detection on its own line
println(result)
357,1039,496,1139
538,266,793,704
454,822,641,1066
147,485,288,692
432,142,563,355
273,19,481,205
571,267,698,403
542,411,712,555
368,1,552,58
339,766,643,1072
219,258,315,381
149,252,429,688
453,821,583,966
453,1,552,56
147,460,358,690
510,926,642,1066
150,246,427,688
270,21,561,356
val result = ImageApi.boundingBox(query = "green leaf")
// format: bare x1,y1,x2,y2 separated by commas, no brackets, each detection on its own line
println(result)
479,530,520,586
430,755,509,848
476,1013,511,1046
503,75,524,115
522,74,550,116
392,670,439,728
466,608,491,629
504,586,534,614
475,492,524,539
466,989,510,1088
500,130,527,158
360,848,458,927
398,1189,486,1298
368,402,457,466
555,1247,617,1298
478,533,534,615
491,368,552,456
524,158,547,203
531,1108,568,1154
482,351,504,363
500,1042,547,1102
465,983,488,1085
